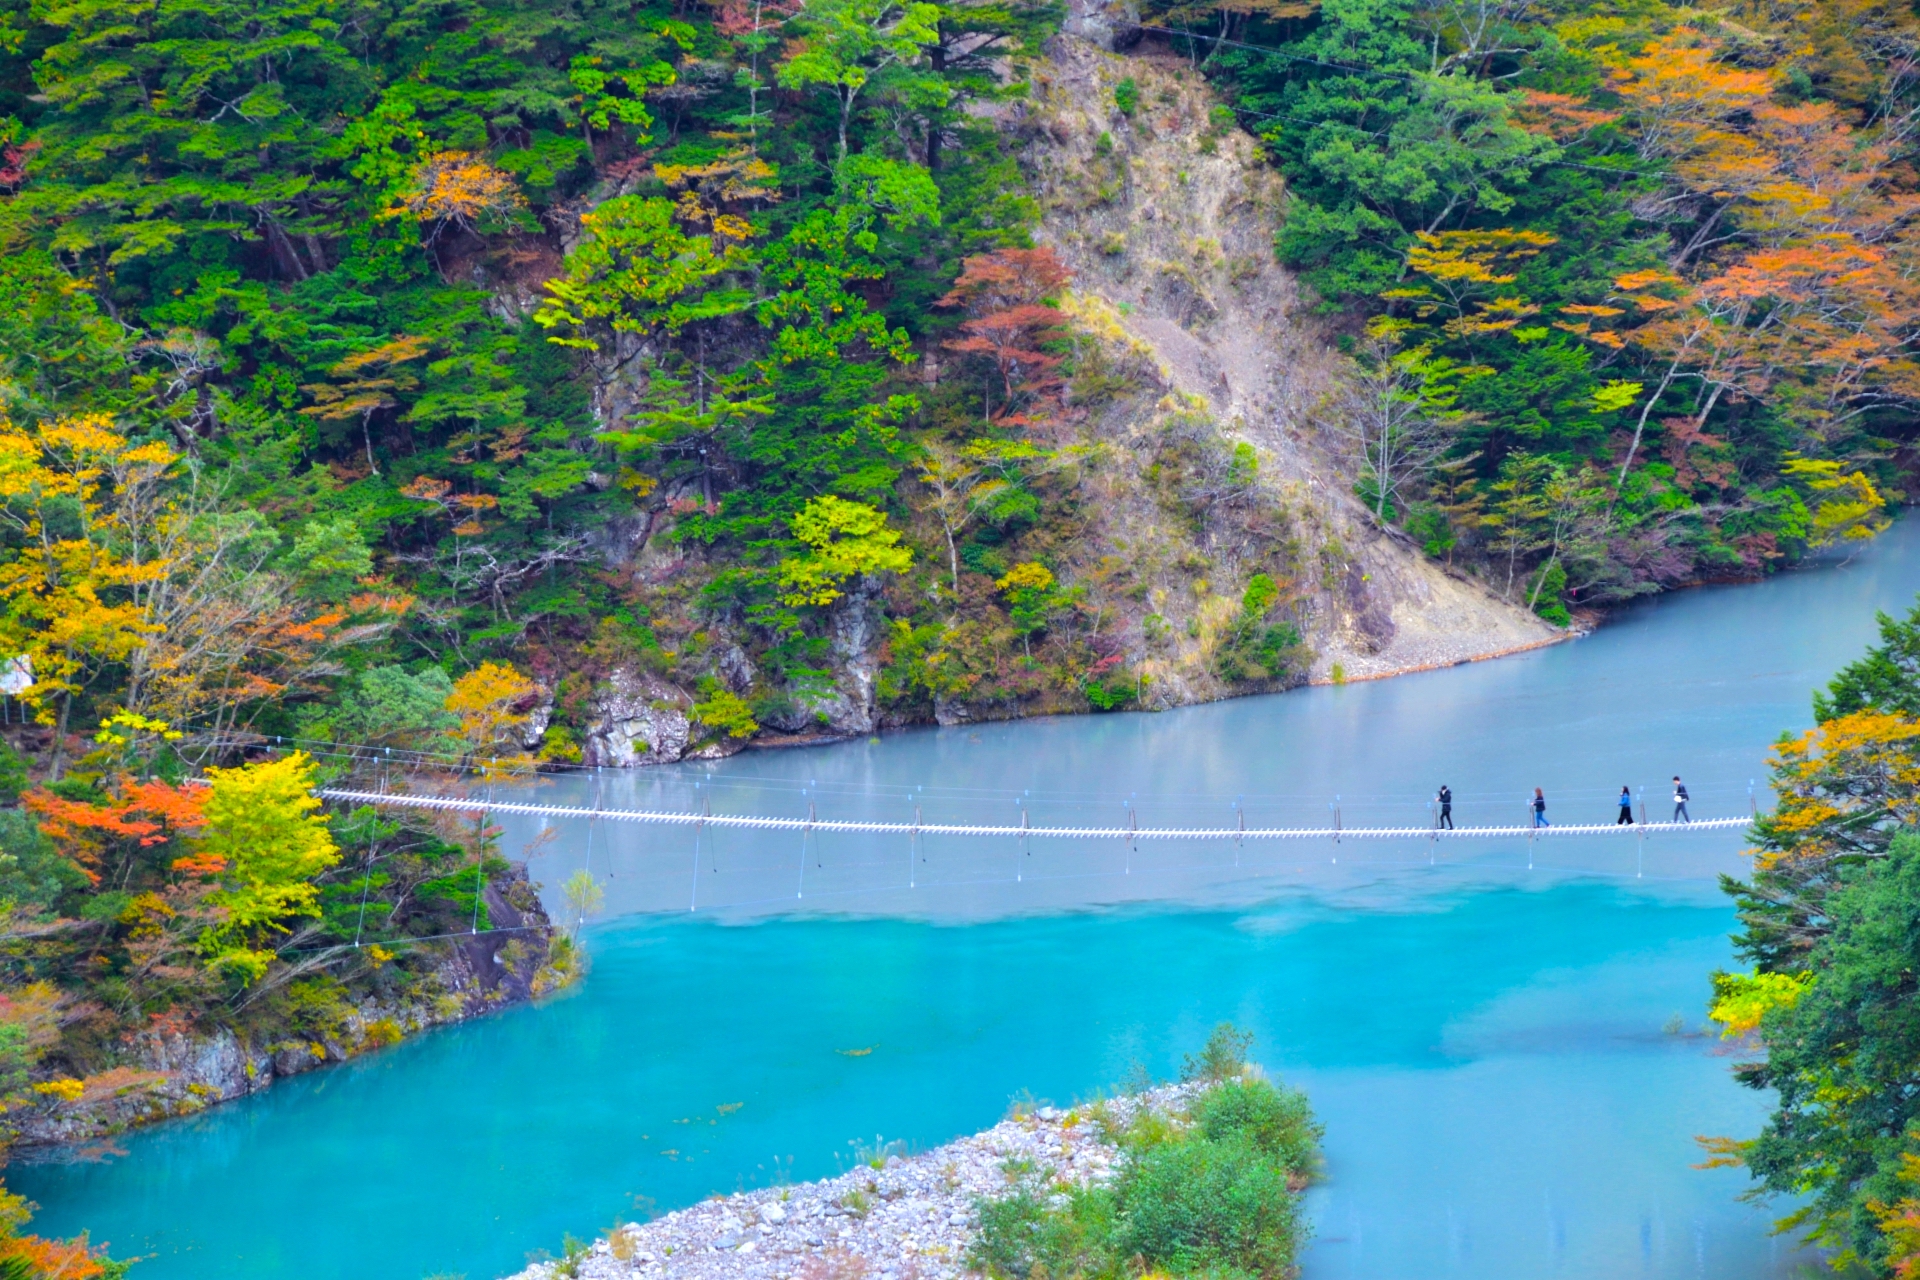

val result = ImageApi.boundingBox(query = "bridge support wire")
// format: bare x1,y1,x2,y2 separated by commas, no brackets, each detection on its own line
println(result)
318,789,1753,843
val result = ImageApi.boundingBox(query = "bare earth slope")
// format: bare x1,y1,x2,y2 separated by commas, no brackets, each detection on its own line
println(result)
1018,28,1560,682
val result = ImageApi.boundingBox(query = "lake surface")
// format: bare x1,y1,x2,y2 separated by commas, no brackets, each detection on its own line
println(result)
20,525,1920,1279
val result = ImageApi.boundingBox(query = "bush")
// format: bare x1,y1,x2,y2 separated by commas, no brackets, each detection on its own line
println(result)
973,1186,1117,1280
1213,620,1304,685
971,1031,1318,1280
1191,1080,1323,1174
691,681,759,739
1116,1134,1302,1279
1529,561,1569,626
1183,1022,1252,1082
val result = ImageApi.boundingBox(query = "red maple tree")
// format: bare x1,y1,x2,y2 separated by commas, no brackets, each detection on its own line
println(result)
938,247,1074,430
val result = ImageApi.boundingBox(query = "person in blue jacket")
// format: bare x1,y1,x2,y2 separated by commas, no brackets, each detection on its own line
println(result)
1616,786,1634,825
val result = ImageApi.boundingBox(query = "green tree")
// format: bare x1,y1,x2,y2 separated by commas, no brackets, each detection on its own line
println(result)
777,0,945,165
995,561,1056,654
1816,596,1920,723
1322,318,1486,527
1720,832,1920,1273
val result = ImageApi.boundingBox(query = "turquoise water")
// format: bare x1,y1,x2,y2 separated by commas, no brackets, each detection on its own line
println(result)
16,887,1794,1278
18,526,1920,1278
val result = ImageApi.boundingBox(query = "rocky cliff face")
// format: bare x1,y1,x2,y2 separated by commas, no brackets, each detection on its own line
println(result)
9,864,567,1151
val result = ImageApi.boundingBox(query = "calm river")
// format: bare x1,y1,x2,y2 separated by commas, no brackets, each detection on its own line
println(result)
21,523,1920,1279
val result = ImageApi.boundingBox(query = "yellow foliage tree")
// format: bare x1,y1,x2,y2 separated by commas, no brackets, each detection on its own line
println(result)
1708,969,1811,1037
777,496,913,607
1783,455,1891,549
195,752,340,984
0,414,173,771
446,661,539,773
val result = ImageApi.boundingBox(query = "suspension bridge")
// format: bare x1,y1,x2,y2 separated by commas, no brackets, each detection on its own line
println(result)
318,787,1754,842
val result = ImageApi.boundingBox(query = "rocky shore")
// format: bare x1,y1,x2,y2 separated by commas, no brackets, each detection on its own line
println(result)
8,864,568,1153
506,1085,1199,1280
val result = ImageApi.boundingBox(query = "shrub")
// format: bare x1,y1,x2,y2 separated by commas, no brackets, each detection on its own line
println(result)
1190,1080,1323,1174
1529,560,1569,626
1116,1134,1303,1278
971,1029,1317,1280
1406,504,1454,560
973,1186,1116,1280
1114,77,1139,116
359,1018,404,1050
691,681,759,739
1183,1022,1252,1082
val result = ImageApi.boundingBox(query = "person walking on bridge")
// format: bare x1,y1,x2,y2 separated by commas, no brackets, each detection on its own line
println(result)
1672,776,1691,823
1616,786,1635,824
1436,785,1453,830
1532,788,1549,828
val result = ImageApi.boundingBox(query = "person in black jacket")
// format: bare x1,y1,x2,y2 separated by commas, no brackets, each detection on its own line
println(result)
1532,788,1549,827
1616,786,1635,825
1672,776,1691,823
1436,785,1453,829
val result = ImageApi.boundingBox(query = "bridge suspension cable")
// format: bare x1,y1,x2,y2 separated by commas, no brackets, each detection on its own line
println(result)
319,788,1752,841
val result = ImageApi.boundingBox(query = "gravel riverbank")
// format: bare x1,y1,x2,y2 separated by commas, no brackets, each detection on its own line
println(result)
505,1085,1196,1280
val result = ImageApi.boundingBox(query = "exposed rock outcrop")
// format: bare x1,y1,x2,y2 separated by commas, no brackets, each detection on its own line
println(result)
583,667,695,767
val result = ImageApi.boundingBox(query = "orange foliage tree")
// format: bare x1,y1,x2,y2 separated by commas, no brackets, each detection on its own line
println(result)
1567,28,1920,490
938,246,1073,430
391,150,528,241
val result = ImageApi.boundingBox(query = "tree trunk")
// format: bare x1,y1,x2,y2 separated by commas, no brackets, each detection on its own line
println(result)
50,686,72,781
264,219,310,282
362,413,381,476
1526,553,1557,610
1613,361,1682,495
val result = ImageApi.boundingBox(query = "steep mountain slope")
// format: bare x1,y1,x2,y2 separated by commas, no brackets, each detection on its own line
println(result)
556,23,1563,762
1014,29,1559,685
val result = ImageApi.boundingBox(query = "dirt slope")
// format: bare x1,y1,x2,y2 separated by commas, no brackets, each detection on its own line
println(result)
1019,29,1561,682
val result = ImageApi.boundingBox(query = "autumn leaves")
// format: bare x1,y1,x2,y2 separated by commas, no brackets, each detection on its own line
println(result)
0,415,412,774
1304,9,1912,612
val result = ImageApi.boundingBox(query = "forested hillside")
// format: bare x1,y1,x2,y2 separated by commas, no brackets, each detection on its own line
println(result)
1155,0,1917,614
0,0,1901,780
